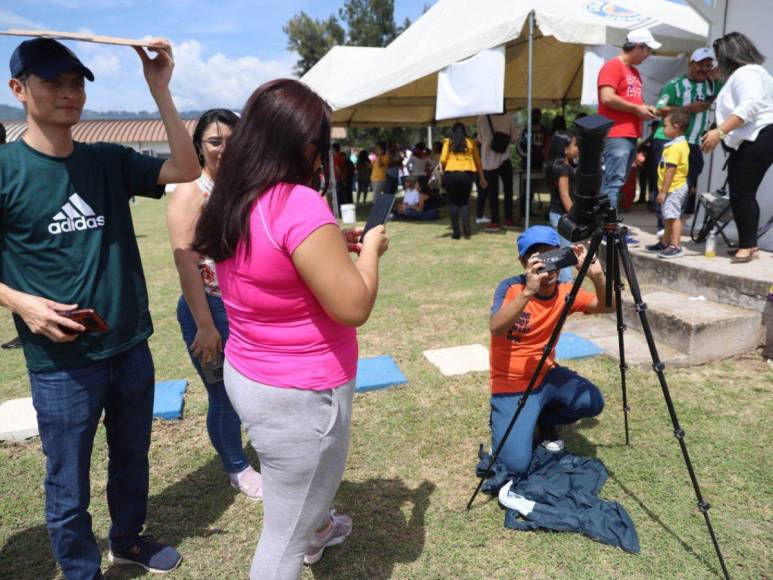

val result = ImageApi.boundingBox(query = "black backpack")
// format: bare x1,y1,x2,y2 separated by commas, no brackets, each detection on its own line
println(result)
487,115,511,154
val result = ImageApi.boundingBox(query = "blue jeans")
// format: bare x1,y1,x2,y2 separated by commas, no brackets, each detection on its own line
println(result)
600,137,637,210
29,340,155,579
490,365,605,476
548,211,574,283
177,294,247,474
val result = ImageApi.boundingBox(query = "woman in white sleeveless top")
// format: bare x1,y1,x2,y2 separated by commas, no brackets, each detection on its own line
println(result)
167,109,262,499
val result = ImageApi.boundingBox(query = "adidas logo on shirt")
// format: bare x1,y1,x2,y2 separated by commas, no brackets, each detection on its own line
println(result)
48,193,106,235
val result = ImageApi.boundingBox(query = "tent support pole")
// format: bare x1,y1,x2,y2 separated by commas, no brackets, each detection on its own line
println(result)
329,147,340,219
427,126,433,147
525,10,535,229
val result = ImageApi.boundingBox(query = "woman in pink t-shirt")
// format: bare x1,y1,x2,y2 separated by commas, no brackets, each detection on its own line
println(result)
193,79,389,579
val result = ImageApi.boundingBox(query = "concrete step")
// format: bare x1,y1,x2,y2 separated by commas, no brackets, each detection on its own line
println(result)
613,285,761,365
625,242,771,315
564,316,689,367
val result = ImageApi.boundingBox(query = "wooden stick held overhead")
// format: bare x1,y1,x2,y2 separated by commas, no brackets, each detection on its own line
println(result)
0,29,153,47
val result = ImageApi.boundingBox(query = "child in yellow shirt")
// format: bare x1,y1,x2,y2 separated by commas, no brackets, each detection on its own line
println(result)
648,111,690,258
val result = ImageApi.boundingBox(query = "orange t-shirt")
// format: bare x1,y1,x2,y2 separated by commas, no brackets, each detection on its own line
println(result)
490,275,595,395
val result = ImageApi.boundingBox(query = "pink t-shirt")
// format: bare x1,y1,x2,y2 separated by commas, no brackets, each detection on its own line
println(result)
216,183,357,390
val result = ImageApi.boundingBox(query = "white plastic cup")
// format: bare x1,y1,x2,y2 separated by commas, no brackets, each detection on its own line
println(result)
341,203,357,224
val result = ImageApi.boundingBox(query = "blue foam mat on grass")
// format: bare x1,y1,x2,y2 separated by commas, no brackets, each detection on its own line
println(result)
555,332,603,360
153,380,188,420
356,356,407,393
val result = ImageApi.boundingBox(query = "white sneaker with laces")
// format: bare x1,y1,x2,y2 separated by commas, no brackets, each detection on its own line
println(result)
304,510,352,565
475,217,491,224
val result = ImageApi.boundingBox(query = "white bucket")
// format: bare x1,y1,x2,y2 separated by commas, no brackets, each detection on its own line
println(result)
341,203,357,224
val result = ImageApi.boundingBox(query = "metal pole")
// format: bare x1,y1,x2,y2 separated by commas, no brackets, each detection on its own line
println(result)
329,147,340,219
427,126,433,147
525,10,534,229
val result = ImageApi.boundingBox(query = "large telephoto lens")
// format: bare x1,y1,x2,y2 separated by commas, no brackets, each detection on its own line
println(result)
557,114,614,241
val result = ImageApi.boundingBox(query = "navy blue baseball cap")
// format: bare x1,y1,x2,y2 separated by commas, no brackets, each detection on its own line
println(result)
10,38,94,81
517,225,560,257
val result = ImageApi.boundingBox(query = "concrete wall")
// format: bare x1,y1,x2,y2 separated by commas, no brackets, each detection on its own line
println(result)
698,0,773,249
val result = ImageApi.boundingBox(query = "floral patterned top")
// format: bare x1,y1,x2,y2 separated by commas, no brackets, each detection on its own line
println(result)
196,174,220,297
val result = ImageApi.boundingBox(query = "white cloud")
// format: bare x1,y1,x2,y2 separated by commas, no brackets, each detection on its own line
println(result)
0,8,46,28
170,39,295,110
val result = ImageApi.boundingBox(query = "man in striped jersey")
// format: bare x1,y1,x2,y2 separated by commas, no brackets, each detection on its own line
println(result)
653,48,717,217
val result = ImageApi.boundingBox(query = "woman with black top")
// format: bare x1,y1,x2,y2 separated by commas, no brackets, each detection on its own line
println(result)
546,130,578,282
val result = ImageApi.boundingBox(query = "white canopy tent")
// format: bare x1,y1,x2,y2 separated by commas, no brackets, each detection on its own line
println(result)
302,0,708,127
303,0,708,226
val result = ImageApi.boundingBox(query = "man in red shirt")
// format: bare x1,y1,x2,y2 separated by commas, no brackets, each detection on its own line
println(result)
598,29,659,245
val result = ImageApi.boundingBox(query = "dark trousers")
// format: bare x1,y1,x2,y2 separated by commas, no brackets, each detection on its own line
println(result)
29,341,155,579
356,178,369,203
481,159,514,224
443,171,474,237
385,173,399,194
651,138,668,229
728,125,773,248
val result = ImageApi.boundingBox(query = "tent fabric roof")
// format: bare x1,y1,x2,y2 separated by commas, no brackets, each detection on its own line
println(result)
303,0,708,127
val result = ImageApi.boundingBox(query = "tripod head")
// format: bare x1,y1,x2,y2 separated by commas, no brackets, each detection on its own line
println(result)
557,114,617,242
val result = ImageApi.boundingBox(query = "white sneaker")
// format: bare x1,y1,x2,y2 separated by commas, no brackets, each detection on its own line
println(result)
475,217,491,224
656,229,664,238
229,466,263,501
304,510,352,565
541,439,565,453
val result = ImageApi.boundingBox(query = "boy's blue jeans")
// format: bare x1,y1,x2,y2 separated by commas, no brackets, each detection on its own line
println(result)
176,294,248,474
600,137,637,210
28,340,155,580
490,365,605,476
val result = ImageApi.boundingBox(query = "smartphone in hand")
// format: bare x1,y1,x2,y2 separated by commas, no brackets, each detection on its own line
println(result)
56,308,110,334
360,194,396,242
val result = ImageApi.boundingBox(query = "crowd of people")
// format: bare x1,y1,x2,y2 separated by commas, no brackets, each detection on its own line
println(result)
0,24,770,580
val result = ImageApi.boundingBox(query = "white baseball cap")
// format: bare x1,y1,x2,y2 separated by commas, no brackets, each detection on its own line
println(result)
690,47,715,63
626,28,662,50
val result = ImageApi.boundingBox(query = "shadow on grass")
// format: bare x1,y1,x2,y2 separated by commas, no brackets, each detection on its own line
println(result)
311,478,435,580
607,469,723,578
0,454,236,580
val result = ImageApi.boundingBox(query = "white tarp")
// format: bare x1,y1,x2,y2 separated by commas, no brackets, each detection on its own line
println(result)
435,46,505,120
302,0,708,126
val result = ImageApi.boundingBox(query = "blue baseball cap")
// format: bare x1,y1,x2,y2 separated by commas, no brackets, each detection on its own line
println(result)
10,38,94,82
517,225,560,257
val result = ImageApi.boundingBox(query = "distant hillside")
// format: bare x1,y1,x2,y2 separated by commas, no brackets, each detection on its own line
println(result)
0,104,206,121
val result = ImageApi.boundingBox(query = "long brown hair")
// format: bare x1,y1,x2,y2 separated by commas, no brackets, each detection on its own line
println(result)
714,32,765,80
193,79,331,261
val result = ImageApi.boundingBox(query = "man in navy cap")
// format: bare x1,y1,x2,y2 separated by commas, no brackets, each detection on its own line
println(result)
488,226,612,476
0,37,198,577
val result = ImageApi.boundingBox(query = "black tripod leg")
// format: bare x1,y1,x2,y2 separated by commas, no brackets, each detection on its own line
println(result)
612,237,631,445
466,232,604,510
616,239,731,580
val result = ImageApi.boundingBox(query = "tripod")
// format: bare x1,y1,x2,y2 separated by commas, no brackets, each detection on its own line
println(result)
466,221,731,580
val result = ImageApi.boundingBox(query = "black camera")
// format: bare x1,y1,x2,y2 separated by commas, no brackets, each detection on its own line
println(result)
557,114,615,242
536,246,578,273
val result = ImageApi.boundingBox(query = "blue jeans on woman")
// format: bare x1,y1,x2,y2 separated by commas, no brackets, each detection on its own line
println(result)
177,294,248,474
490,365,605,476
28,340,155,580
548,211,574,283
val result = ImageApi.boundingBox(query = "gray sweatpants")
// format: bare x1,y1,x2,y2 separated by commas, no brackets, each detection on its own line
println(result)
223,359,355,580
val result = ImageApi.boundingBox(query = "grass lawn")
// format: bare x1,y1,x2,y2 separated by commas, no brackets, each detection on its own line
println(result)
1,196,771,579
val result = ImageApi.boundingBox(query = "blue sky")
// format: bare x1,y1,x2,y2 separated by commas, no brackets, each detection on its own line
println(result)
0,1,433,112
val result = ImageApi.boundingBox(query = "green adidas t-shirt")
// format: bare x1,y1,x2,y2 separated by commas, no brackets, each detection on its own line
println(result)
654,76,716,144
0,139,165,372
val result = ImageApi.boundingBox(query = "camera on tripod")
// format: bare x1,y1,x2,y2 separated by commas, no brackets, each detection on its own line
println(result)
557,115,615,242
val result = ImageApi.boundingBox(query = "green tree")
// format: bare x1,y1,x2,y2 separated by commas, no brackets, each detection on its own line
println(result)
338,0,405,47
283,12,345,76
